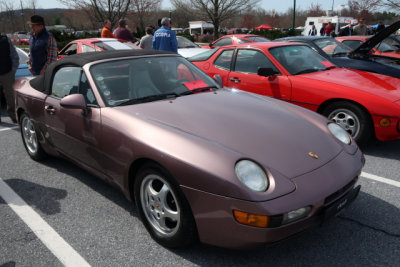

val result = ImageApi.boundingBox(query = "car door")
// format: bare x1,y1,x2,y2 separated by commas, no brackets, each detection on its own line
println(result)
44,66,104,171
226,49,292,100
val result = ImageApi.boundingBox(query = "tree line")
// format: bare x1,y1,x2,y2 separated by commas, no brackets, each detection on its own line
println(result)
1,0,399,39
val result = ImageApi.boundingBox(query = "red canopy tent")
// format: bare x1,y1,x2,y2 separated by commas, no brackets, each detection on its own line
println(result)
255,24,273,30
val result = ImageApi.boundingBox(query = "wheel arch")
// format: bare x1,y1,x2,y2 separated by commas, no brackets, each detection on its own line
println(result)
317,98,376,138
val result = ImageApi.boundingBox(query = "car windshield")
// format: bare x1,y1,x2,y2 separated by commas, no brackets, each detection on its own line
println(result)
269,45,336,75
188,48,219,61
93,40,139,50
177,36,199,48
376,38,400,52
90,56,220,107
314,38,350,57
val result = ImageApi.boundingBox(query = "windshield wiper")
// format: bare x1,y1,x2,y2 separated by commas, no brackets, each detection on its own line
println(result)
332,52,349,57
325,66,337,70
178,86,218,96
117,92,179,106
294,69,319,75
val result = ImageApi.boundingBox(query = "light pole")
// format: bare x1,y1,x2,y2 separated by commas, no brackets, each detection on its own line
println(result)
292,0,296,30
169,9,172,19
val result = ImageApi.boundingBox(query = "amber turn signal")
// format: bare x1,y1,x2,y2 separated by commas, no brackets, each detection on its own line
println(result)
233,210,269,228
380,118,391,127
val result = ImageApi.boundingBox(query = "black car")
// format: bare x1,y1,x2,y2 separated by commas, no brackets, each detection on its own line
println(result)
276,21,400,79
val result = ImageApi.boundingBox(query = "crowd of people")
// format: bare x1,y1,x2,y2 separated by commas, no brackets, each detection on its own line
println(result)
0,15,179,124
101,17,177,53
309,19,386,37
1,14,58,124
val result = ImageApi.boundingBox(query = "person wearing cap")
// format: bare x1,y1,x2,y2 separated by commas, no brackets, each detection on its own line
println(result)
139,26,154,50
0,34,19,123
152,17,178,53
101,20,115,38
115,19,136,42
353,19,368,35
27,15,58,76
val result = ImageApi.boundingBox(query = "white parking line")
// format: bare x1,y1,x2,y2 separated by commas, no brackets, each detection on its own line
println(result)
0,178,91,267
361,172,400,188
0,126,19,132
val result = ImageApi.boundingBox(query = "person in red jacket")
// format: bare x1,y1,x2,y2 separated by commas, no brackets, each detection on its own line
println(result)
101,20,115,38
324,22,334,36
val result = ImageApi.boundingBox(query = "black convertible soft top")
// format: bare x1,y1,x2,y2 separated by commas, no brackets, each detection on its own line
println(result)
30,49,177,94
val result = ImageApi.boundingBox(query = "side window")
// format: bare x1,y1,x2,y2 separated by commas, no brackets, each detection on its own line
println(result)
234,49,280,74
51,67,81,98
79,73,97,105
236,38,251,44
61,43,78,56
82,44,96,53
214,49,234,70
214,38,233,47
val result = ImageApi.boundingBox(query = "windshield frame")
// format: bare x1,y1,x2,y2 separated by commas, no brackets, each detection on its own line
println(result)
89,55,220,107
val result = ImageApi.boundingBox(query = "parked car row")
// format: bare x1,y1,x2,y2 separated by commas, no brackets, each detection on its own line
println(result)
8,22,399,250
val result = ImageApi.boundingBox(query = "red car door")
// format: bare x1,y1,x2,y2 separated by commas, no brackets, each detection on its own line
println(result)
226,49,292,100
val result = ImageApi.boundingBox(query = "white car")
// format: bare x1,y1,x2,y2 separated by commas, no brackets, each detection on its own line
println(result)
177,36,209,58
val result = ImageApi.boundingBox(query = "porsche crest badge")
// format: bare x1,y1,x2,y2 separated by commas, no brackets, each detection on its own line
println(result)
308,152,319,159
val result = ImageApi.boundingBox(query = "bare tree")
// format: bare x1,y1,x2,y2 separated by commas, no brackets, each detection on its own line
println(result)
172,0,260,39
347,0,382,20
307,2,325,17
0,0,17,32
130,0,161,33
57,0,131,28
382,0,400,10
26,0,38,13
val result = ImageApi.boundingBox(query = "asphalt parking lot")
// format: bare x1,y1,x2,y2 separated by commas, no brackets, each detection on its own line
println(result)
0,113,399,267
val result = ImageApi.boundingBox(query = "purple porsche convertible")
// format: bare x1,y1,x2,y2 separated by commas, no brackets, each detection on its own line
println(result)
14,50,364,249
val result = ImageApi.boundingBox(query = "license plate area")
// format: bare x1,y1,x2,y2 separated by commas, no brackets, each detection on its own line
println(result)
323,185,361,221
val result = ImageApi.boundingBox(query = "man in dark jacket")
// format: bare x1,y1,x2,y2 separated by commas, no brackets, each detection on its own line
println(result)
339,23,354,36
152,17,178,53
27,15,58,76
115,19,136,42
0,34,19,123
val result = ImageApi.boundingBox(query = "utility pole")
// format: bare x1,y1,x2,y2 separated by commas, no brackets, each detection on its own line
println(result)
292,0,296,30
20,0,26,32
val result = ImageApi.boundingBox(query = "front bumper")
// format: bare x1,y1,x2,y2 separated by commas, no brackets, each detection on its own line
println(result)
181,148,363,249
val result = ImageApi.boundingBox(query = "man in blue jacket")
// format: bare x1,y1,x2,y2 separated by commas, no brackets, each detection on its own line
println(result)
152,17,178,53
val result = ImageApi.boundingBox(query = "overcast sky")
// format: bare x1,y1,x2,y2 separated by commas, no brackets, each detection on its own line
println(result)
35,0,349,13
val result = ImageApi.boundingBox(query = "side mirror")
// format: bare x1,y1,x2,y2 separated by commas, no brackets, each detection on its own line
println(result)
60,94,88,115
257,67,277,77
213,74,223,87
209,42,213,48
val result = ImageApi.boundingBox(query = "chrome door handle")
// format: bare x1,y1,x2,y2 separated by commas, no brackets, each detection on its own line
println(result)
45,105,56,115
229,78,241,83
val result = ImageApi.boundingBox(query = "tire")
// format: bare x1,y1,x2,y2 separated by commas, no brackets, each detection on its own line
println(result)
134,163,197,248
20,113,46,160
322,101,373,145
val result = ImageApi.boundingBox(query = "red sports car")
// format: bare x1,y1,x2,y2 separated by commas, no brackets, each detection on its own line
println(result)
202,34,270,49
336,35,400,58
57,38,140,59
14,50,363,249
190,42,400,144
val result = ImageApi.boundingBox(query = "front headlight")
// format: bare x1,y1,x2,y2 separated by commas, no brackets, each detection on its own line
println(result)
235,160,269,192
328,123,351,145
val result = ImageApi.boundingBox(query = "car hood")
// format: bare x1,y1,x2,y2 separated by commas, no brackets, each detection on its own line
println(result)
352,20,400,56
299,68,400,102
117,89,345,179
178,47,209,58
